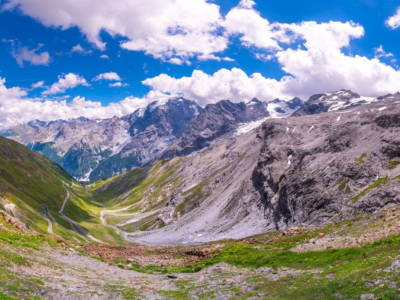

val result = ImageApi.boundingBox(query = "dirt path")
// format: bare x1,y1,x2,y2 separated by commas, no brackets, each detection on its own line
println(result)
99,204,154,241
58,185,103,243
44,216,53,234
59,188,70,214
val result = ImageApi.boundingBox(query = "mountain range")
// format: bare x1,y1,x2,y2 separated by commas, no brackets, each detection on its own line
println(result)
2,89,381,183
2,96,301,181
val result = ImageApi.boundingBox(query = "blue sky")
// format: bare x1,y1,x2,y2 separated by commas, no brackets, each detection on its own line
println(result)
1,0,400,128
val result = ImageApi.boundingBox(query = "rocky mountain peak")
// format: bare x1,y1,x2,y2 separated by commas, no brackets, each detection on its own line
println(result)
294,90,375,116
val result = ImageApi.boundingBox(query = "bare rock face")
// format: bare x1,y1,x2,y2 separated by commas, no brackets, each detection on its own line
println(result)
162,99,270,158
252,99,400,230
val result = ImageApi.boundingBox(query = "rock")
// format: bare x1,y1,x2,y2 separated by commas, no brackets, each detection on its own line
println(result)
360,294,375,300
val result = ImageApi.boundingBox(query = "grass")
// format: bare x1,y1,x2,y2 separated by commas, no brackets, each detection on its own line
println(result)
104,284,143,299
335,180,351,193
355,152,367,164
177,181,209,215
387,159,400,170
352,176,389,202
157,280,197,300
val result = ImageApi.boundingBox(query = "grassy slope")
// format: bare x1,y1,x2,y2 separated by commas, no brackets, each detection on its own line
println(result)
0,137,121,243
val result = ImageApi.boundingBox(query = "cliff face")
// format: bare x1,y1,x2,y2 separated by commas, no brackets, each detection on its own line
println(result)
252,99,400,231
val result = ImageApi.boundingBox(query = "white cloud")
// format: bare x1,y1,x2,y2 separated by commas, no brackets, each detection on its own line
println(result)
238,0,256,9
280,21,364,51
167,58,186,65
5,0,227,62
71,44,92,55
109,82,127,88
143,68,284,105
143,17,400,103
12,46,50,66
374,45,394,59
94,72,121,82
386,7,400,29
0,78,159,130
43,73,88,95
140,18,400,103
99,54,109,59
31,80,44,89
224,3,281,50
197,54,234,62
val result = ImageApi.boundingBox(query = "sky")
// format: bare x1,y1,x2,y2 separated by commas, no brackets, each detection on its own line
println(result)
1,0,400,129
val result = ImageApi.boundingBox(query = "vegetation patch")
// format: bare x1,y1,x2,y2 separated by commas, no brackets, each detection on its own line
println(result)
352,176,389,202
355,152,367,164
177,181,209,215
387,159,400,170
335,180,351,193
104,284,142,300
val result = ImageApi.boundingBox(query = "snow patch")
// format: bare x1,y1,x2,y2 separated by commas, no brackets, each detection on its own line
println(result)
235,118,268,136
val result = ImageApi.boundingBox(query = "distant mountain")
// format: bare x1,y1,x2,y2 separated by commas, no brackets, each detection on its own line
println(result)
2,97,303,181
294,90,377,115
162,97,302,158
4,98,202,181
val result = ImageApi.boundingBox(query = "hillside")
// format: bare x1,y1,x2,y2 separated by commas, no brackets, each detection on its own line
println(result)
0,137,122,243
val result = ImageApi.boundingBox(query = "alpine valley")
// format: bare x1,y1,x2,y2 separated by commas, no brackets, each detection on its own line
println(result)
2,90,400,299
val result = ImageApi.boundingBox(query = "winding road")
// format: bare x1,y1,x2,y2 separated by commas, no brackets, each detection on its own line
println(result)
59,185,103,243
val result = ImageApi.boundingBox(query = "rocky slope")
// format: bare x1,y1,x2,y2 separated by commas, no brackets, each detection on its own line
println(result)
162,97,301,158
94,94,400,245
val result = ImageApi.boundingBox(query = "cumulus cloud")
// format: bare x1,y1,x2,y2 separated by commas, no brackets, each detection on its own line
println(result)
143,18,400,103
374,45,394,59
4,0,227,62
386,7,400,29
94,72,121,82
109,82,127,88
71,44,92,55
238,0,256,9
224,2,281,50
0,78,159,130
143,10,400,102
31,80,44,89
143,68,284,105
12,46,50,66
43,73,88,95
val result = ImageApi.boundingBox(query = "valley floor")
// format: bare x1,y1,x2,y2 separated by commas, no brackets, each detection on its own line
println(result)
1,204,400,299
